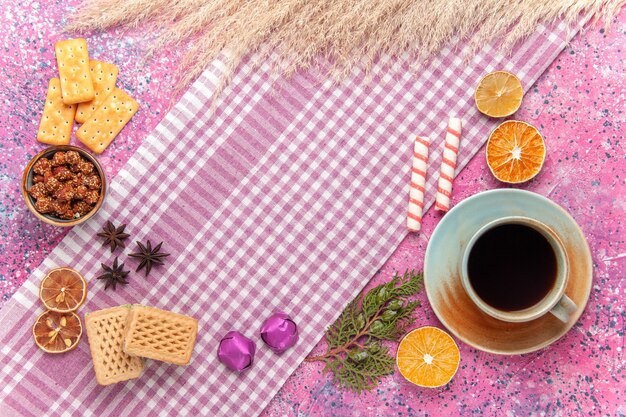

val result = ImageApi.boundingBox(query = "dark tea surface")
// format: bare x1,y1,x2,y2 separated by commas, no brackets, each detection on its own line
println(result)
468,224,557,311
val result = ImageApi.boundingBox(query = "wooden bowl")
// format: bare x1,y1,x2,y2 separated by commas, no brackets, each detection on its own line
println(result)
22,145,107,227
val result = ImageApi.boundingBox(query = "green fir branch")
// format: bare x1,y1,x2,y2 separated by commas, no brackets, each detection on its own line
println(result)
325,298,361,349
306,270,423,392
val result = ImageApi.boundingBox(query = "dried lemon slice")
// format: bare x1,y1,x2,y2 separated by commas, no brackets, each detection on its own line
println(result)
33,311,82,354
39,267,87,313
486,120,546,183
396,326,460,388
475,71,523,118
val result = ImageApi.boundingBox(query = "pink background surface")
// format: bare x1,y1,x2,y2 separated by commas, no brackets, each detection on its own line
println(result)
0,1,624,416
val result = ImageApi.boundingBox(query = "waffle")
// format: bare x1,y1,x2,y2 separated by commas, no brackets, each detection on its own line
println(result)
85,306,144,386
122,305,198,366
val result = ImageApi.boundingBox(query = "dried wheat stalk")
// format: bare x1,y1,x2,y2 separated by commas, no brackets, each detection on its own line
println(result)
66,0,625,96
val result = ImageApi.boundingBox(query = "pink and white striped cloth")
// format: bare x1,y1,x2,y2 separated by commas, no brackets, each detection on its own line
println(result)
0,20,578,417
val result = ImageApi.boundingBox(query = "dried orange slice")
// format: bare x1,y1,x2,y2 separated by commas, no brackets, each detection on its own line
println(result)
475,71,523,118
486,120,546,183
39,267,87,313
396,326,460,388
33,310,82,353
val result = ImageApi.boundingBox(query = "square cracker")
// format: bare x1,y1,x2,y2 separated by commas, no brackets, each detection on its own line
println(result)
76,87,139,154
85,306,144,386
37,78,77,145
123,305,198,366
55,38,95,104
76,60,119,123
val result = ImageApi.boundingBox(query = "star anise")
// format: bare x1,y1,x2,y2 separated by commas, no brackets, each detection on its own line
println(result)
96,257,130,290
129,240,170,276
97,221,130,252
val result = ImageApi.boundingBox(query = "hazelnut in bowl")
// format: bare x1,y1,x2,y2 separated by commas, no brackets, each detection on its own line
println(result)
22,145,107,227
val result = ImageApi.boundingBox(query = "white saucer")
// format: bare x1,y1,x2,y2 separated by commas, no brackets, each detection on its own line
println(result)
424,189,592,355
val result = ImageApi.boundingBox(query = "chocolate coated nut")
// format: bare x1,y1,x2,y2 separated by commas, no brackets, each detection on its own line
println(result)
65,150,81,165
28,183,47,200
84,190,100,205
32,158,51,175
84,175,101,190
53,166,73,181
72,201,92,216
75,185,88,200
35,197,53,213
43,176,61,193
51,152,67,166
52,200,71,215
54,185,76,203
78,161,95,175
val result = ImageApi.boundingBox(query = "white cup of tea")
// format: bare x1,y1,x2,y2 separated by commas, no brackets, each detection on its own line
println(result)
460,216,577,323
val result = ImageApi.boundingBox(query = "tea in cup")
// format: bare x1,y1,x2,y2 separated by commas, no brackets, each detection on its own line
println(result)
460,216,576,323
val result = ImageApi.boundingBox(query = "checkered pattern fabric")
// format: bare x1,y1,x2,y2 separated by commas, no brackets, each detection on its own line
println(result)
0,20,577,417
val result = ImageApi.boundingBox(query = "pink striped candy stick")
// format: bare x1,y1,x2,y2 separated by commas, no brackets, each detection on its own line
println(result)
407,136,430,232
435,117,462,212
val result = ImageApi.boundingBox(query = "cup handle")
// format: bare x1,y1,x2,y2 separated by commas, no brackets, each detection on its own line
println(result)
549,294,577,323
